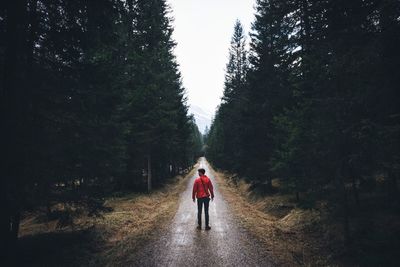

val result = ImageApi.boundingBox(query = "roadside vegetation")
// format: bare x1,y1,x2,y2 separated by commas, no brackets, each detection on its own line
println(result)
16,166,196,267
206,1,399,265
212,165,400,266
1,0,203,261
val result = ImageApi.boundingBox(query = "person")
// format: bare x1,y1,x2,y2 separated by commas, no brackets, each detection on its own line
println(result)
192,168,214,230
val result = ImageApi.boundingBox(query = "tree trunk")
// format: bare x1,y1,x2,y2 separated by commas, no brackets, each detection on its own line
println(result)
352,175,360,208
336,165,350,245
10,211,21,241
342,188,350,245
393,172,399,196
0,206,11,260
388,169,399,202
43,181,52,218
350,167,360,208
147,153,152,192
1,0,28,260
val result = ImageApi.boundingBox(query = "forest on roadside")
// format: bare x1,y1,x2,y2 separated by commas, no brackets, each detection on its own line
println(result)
2,0,400,265
1,0,203,259
206,0,399,264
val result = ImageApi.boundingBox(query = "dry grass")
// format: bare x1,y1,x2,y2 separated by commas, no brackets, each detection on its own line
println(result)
18,165,197,266
208,162,334,267
96,167,197,266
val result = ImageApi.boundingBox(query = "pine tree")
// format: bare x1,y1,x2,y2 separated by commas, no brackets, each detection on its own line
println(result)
124,0,197,191
0,0,202,253
207,20,248,171
241,0,294,187
207,0,400,246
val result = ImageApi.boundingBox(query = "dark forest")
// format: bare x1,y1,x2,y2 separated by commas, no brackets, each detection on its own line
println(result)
1,0,399,266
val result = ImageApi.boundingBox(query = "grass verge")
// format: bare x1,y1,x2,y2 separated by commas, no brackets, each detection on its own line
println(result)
210,163,400,267
17,165,197,266
208,163,335,266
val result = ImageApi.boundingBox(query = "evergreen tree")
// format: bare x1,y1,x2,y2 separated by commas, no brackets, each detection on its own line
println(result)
242,0,294,187
0,0,202,254
124,0,194,191
207,0,400,245
207,20,248,171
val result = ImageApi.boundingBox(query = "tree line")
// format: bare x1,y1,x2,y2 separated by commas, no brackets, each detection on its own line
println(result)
0,0,202,254
206,0,399,244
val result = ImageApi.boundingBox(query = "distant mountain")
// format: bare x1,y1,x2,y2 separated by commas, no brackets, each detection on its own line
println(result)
189,105,213,134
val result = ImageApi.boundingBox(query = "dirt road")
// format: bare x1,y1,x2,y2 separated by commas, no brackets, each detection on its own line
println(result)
129,158,272,266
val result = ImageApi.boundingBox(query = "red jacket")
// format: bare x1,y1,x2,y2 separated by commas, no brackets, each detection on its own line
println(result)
192,175,214,199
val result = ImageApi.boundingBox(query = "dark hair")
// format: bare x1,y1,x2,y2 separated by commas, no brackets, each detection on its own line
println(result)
198,168,205,174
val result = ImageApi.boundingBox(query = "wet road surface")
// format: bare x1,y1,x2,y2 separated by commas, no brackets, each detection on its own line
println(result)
129,158,273,266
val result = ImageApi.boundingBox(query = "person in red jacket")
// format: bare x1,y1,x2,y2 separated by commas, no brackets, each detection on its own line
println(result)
192,168,214,230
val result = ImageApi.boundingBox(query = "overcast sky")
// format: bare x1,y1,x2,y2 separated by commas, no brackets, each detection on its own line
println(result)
167,0,256,116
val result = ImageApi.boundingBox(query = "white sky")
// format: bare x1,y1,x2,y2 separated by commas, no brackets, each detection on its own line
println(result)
167,0,256,116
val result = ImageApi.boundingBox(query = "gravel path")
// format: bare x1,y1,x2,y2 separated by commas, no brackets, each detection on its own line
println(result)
129,158,273,266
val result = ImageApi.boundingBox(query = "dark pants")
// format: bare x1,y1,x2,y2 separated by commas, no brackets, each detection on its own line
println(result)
197,197,210,227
